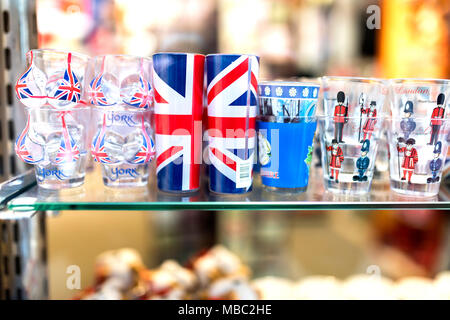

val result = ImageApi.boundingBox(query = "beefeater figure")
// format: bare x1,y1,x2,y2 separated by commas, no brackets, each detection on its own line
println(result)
397,138,418,184
429,93,445,145
334,91,347,143
327,139,344,183
361,101,377,142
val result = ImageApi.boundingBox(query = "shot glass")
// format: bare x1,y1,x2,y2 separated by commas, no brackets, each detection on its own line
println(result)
206,54,260,194
387,79,450,196
15,49,90,189
319,77,387,194
257,81,320,192
152,53,205,193
86,55,155,187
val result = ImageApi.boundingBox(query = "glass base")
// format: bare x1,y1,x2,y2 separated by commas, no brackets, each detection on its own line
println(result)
157,187,200,194
37,175,85,189
34,162,86,190
101,163,149,188
262,185,307,194
324,177,371,195
390,179,439,197
103,178,148,188
209,188,252,196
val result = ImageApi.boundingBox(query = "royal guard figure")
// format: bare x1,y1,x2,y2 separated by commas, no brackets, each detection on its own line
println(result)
353,139,370,182
327,139,344,183
397,138,418,184
429,93,445,145
400,101,416,140
361,101,377,142
334,91,347,143
427,141,443,183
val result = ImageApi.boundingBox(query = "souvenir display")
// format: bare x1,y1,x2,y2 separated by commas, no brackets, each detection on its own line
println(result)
76,247,449,300
86,55,155,187
257,81,319,191
13,49,450,198
318,77,387,194
206,54,259,194
387,79,450,197
152,53,205,193
15,49,90,189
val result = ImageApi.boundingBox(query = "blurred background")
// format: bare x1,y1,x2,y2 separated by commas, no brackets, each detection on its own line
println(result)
6,0,450,298
36,0,450,79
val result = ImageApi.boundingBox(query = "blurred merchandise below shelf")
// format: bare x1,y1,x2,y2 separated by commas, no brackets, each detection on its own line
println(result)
76,246,450,300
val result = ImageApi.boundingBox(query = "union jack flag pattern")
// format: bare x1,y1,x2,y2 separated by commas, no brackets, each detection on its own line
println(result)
206,54,259,194
128,116,156,164
49,53,82,107
54,115,80,164
88,75,115,107
15,51,47,108
122,77,152,109
15,115,42,164
152,53,205,192
91,114,117,164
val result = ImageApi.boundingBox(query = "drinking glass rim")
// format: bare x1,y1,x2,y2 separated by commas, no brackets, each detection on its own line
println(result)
259,80,320,87
321,76,385,83
36,104,91,111
30,48,90,61
153,52,205,57
389,78,450,85
93,54,152,62
206,53,260,59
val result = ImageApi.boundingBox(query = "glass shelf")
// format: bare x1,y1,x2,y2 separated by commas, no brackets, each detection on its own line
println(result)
5,167,450,212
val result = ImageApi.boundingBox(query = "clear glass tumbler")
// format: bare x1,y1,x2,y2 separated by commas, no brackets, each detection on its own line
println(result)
15,49,90,189
319,77,387,194
85,55,155,187
388,79,450,196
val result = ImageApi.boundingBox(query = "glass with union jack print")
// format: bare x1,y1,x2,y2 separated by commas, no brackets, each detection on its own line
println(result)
86,55,155,187
206,54,260,194
15,49,90,189
152,53,205,193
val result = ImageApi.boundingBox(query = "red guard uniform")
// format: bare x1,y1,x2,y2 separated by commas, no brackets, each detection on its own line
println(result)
327,145,344,181
431,106,445,126
397,146,418,182
362,107,377,141
430,106,444,144
334,104,347,142
334,104,347,123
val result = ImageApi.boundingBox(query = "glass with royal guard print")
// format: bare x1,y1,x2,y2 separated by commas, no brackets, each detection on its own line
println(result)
387,79,450,197
85,55,155,187
257,81,319,192
319,77,387,194
15,49,90,189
